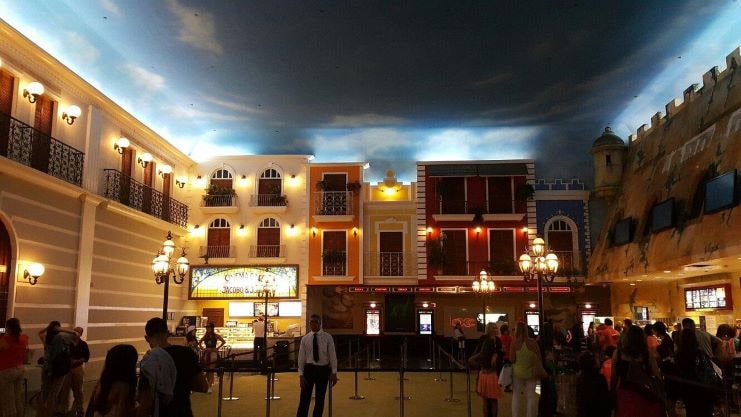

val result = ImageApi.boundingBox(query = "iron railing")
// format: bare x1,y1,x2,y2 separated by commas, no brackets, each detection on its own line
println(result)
201,194,237,207
435,255,584,276
436,199,526,215
365,252,414,277
250,194,287,207
322,251,347,276
249,245,286,258
103,169,188,227
314,191,353,215
1,113,84,186
199,245,236,259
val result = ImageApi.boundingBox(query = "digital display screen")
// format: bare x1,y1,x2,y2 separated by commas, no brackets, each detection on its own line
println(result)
278,301,302,317
366,310,381,335
254,302,280,317
651,199,674,232
229,302,254,317
705,170,737,214
685,285,731,310
419,311,433,335
526,312,539,336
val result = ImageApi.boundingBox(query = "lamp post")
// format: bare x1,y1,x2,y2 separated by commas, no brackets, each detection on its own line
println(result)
152,231,190,321
518,237,558,333
472,268,496,332
250,275,277,364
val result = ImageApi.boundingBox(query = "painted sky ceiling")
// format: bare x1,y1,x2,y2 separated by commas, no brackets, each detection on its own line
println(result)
1,1,739,183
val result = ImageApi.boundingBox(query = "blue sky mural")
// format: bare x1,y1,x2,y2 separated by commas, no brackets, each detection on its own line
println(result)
1,1,739,183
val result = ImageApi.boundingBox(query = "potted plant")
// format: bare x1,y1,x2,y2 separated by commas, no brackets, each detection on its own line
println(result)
515,183,535,201
205,184,236,206
316,179,328,191
346,180,362,193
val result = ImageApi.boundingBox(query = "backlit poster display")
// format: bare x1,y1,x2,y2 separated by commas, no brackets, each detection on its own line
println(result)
366,310,381,335
419,311,433,335
526,312,540,335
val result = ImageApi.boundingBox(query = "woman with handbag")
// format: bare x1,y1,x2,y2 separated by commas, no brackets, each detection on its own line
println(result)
469,322,503,417
510,322,544,417
85,344,138,417
611,325,665,417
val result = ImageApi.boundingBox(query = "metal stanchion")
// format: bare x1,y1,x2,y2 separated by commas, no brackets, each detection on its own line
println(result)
399,369,405,417
328,375,334,417
216,368,225,417
222,354,239,401
444,369,459,403
395,342,411,400
265,367,272,417
349,352,365,400
364,347,376,380
435,345,447,382
466,367,472,417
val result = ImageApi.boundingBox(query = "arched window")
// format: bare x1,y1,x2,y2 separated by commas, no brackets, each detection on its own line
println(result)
207,218,231,258
257,168,284,206
210,169,234,189
545,216,579,274
255,217,281,257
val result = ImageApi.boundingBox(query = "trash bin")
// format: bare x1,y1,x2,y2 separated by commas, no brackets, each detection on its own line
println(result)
273,341,290,370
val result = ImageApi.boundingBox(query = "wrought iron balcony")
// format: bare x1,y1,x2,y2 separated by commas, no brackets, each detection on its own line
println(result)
433,255,584,277
322,250,347,276
249,244,286,258
314,191,353,215
365,252,414,277
250,194,287,207
0,112,84,186
199,245,236,259
437,199,524,215
201,194,237,207
103,169,188,228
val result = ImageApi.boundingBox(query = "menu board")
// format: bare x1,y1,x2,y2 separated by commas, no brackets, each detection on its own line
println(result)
684,285,731,310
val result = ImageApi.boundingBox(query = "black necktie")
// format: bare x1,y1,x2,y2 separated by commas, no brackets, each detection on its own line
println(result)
312,332,320,363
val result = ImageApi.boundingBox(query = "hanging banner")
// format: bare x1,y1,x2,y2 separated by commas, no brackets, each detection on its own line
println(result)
189,265,299,299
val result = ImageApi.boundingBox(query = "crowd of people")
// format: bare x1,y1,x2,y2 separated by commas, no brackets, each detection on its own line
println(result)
466,316,738,417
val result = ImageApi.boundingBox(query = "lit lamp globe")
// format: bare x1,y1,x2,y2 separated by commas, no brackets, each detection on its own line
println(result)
176,255,190,277
472,281,481,292
532,238,545,257
28,262,45,277
152,253,169,276
545,252,559,273
487,280,495,292
162,237,176,258
518,253,532,273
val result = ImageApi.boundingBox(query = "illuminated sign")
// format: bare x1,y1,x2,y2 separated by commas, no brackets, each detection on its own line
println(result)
190,265,298,299
419,311,433,335
685,284,732,311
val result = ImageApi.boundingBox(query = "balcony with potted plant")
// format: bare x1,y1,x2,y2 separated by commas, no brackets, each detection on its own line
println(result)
200,184,238,213
312,179,355,222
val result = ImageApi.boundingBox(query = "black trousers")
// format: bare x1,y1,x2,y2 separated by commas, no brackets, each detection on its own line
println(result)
254,337,266,362
296,364,331,417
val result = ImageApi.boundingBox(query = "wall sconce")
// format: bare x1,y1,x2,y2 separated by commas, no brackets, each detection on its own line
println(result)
584,303,592,309
426,227,433,237
363,163,370,170
528,303,537,309
522,227,529,235
287,174,299,187
61,105,82,125
238,175,248,187
158,165,172,178
194,175,206,188
23,262,45,285
237,225,246,236
138,152,153,168
175,176,187,189
369,302,377,308
311,227,318,238
23,82,44,103
114,137,129,154
352,227,358,238
422,302,429,308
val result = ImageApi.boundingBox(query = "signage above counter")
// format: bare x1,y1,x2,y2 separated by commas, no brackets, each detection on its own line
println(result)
190,265,299,299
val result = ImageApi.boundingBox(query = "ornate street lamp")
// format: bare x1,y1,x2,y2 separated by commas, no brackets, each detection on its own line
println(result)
472,268,495,332
152,231,189,321
518,237,558,333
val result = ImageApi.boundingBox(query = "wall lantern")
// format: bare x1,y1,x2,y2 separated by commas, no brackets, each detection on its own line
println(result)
24,262,45,285
138,152,153,168
158,165,173,178
23,82,44,103
61,105,82,125
311,227,318,238
352,227,358,238
175,176,187,189
114,137,130,154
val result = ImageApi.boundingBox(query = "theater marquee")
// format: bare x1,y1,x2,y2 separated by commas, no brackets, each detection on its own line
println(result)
189,265,299,299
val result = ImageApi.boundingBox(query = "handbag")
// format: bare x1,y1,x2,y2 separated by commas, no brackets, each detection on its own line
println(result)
498,363,513,387
695,352,723,387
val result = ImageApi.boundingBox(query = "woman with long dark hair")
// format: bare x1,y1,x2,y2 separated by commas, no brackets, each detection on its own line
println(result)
199,323,225,389
37,321,78,417
676,328,715,417
87,344,138,417
611,325,664,417
0,318,28,417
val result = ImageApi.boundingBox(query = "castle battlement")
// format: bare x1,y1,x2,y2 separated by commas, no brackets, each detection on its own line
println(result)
630,46,740,143
534,178,585,191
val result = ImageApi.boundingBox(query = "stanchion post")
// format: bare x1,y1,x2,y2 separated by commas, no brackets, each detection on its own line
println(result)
216,368,225,417
466,367,472,417
265,367,271,417
328,375,333,417
223,354,239,401
435,345,447,382
364,347,375,380
399,369,405,417
444,368,459,403
349,346,365,400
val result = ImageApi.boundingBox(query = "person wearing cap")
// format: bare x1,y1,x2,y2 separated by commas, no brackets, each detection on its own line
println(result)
296,314,338,417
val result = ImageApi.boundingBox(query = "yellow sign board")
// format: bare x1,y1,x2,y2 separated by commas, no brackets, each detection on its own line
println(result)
189,265,298,299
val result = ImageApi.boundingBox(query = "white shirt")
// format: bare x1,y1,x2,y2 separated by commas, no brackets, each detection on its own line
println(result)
297,329,337,376
253,320,266,337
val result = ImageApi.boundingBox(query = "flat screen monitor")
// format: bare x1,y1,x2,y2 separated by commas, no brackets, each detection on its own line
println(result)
651,199,674,232
366,310,381,335
613,218,633,245
704,170,737,213
419,311,433,335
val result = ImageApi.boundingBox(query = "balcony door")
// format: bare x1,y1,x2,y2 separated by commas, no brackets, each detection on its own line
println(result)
441,229,467,275
322,174,348,215
438,177,465,214
207,218,231,258
142,159,155,215
258,169,282,206
119,146,135,205
257,218,281,257
379,231,403,276
0,70,13,155
31,95,54,173
488,177,513,214
322,230,347,276
489,229,516,275
547,219,577,273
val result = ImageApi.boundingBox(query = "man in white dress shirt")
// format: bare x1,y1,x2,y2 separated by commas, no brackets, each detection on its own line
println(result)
252,317,266,363
296,314,338,417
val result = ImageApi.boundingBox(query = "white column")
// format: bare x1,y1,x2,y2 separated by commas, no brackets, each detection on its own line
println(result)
73,194,99,328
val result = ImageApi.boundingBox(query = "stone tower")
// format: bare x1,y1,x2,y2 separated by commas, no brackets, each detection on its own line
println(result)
591,127,627,200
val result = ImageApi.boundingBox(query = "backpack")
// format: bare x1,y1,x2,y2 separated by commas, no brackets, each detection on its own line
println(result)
49,335,73,378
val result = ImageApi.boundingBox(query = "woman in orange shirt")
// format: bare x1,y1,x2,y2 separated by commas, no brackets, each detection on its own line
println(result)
644,324,659,358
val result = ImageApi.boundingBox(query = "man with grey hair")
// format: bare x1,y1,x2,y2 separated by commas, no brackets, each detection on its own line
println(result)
296,314,338,417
